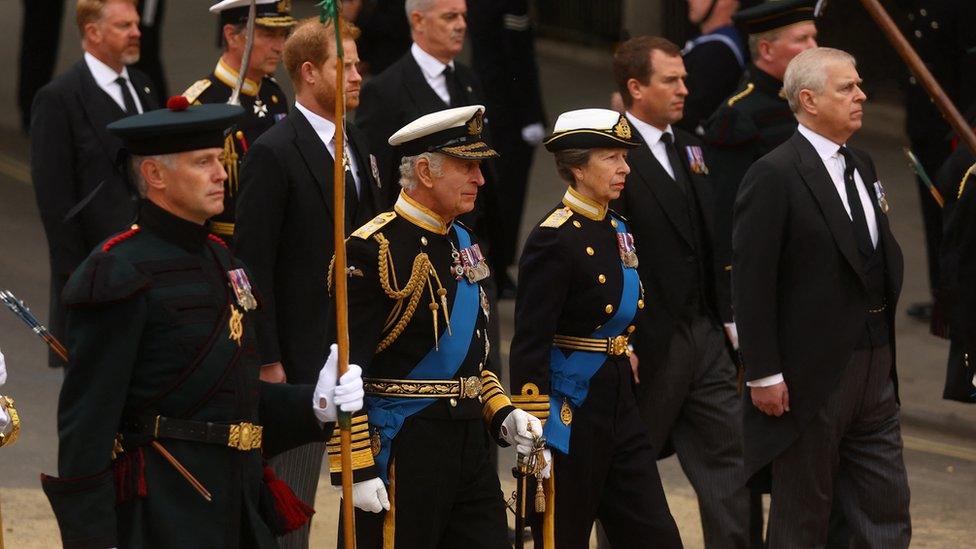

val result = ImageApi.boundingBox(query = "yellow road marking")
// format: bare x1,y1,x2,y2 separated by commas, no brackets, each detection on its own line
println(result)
0,154,30,185
903,434,976,463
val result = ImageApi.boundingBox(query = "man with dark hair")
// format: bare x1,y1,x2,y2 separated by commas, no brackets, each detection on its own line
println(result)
611,35,750,547
735,47,910,547
233,17,384,549
181,0,295,243
31,0,160,369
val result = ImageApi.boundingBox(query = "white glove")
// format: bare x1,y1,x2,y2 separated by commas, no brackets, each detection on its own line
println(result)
350,477,390,513
0,348,7,387
0,403,8,433
313,344,365,423
723,322,739,350
499,409,542,456
521,122,546,146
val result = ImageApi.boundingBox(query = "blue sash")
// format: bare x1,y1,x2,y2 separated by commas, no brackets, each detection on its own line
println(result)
543,215,640,454
366,223,480,484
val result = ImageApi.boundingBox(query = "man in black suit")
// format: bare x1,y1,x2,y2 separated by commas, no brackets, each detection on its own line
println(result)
233,19,383,548
30,0,159,368
733,47,910,547
611,36,749,548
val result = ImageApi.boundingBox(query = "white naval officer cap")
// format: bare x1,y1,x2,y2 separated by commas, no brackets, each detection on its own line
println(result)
544,108,640,152
209,0,296,27
389,105,499,160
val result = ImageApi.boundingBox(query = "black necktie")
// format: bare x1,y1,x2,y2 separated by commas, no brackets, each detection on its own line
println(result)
337,138,359,232
838,147,874,256
661,132,689,194
115,76,138,115
442,65,464,107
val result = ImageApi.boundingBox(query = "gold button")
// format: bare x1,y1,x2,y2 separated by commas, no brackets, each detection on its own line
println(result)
476,329,481,338
598,274,606,284
449,398,458,407
605,304,614,314
611,219,618,228
573,220,582,228
420,236,428,246
627,325,636,333
586,247,595,256
637,299,645,309
271,94,279,104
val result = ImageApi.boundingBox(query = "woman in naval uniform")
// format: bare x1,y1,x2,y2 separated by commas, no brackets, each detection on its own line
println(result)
508,108,683,548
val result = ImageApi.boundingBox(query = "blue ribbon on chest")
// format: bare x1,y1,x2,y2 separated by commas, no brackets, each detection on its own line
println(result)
543,215,640,454
365,223,480,484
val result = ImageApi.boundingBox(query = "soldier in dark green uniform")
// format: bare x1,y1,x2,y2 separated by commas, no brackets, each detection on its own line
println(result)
40,100,365,549
182,0,295,242
328,105,542,548
703,0,818,333
510,109,682,548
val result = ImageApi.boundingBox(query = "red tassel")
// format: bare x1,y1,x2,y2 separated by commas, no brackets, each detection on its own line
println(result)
113,447,148,503
263,466,314,533
135,448,148,498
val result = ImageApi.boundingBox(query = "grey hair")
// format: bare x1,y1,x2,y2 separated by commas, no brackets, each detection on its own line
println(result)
553,148,592,187
398,152,445,191
747,28,781,62
783,47,856,113
129,154,174,197
404,0,437,17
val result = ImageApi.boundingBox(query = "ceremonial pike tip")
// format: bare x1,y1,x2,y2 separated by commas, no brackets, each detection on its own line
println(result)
166,95,190,111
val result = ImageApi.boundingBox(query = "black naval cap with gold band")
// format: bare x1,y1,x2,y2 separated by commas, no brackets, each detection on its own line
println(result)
209,0,297,28
732,0,817,34
543,108,640,152
388,105,500,160
107,96,245,155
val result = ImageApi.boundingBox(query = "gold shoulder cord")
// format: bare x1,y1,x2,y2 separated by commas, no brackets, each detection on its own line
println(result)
958,162,976,200
0,396,21,447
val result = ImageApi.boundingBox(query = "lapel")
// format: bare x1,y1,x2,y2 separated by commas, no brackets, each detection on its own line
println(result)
400,55,451,111
847,149,903,295
674,131,715,237
74,61,127,166
791,132,865,286
289,108,337,222
347,124,383,219
128,69,159,110
626,131,695,247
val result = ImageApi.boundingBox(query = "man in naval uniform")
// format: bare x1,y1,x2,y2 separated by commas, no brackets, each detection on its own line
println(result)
327,105,542,548
182,0,295,242
39,100,365,549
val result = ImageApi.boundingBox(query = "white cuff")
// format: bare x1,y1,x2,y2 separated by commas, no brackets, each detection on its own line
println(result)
746,373,784,387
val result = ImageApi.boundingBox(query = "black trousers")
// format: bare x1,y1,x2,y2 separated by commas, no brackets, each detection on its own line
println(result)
341,416,508,549
532,358,682,549
768,346,911,548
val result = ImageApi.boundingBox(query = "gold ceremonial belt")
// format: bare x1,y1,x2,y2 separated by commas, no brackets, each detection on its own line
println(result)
364,376,483,399
142,415,263,452
209,221,235,236
553,334,631,357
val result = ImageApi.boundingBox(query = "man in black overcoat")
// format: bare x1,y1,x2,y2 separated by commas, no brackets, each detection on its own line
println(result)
733,47,910,547
30,0,159,368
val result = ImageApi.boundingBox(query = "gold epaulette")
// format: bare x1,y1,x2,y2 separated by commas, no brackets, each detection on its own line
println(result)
958,162,976,200
326,413,376,472
540,207,573,229
182,79,212,105
511,383,550,423
480,370,513,425
352,212,397,240
727,82,755,107
0,396,20,447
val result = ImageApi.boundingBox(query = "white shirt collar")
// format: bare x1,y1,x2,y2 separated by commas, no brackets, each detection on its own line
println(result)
411,42,454,80
294,101,336,146
797,123,845,162
84,51,130,87
625,111,673,146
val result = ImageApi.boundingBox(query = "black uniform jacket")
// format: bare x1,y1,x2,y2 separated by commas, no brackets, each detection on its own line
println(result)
509,189,644,426
732,132,904,478
41,201,332,549
612,126,726,371
31,60,159,363
327,194,513,483
182,59,289,239
704,66,797,313
234,108,383,383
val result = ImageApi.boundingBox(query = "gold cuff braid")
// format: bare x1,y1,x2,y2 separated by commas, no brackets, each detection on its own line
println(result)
511,383,550,423
479,370,513,425
326,414,375,472
0,396,21,447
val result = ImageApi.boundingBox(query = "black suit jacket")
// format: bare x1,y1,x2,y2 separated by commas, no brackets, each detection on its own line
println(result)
355,50,488,205
612,127,726,380
233,108,384,383
732,131,904,477
30,59,159,364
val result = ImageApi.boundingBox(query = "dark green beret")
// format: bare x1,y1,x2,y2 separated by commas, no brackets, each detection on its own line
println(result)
733,0,817,34
107,99,244,156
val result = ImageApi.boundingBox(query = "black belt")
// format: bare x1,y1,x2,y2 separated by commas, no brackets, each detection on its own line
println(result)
124,415,263,451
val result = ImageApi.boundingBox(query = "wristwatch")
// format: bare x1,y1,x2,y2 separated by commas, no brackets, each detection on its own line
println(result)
0,395,21,447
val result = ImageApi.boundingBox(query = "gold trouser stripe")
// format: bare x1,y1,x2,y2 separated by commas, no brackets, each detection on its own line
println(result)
383,460,396,549
543,460,555,548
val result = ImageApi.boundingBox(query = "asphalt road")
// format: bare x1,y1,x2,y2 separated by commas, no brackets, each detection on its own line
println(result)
0,0,975,546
